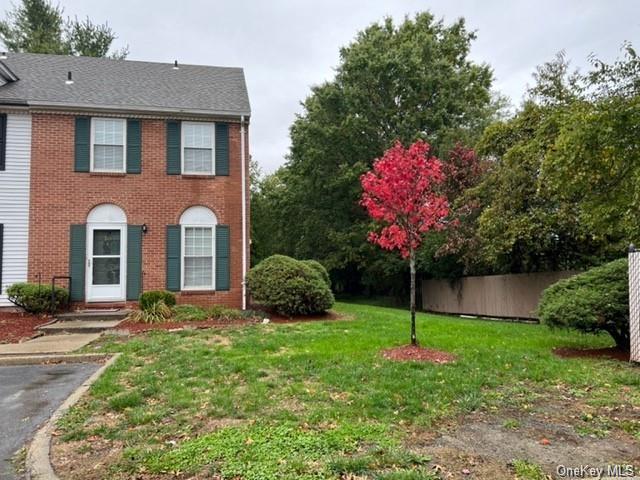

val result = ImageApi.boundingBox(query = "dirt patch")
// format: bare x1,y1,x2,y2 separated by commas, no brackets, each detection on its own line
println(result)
427,446,516,479
553,346,630,362
410,392,640,479
52,437,125,480
0,310,51,343
381,344,457,364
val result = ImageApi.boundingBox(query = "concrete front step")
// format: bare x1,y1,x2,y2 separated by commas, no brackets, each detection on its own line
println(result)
37,319,125,334
56,309,132,322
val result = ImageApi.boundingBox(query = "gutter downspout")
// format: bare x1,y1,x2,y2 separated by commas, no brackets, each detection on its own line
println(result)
240,115,247,310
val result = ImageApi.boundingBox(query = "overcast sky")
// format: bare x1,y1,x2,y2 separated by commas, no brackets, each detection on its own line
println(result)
4,0,639,172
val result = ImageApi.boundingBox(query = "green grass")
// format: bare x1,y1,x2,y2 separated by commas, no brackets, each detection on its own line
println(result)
60,302,639,479
512,459,549,480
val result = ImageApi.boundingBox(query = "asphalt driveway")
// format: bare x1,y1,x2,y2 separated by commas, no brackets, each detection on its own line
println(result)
0,363,100,479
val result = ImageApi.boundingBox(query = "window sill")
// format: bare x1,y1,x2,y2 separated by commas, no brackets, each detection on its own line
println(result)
180,289,216,296
181,174,216,179
89,172,127,177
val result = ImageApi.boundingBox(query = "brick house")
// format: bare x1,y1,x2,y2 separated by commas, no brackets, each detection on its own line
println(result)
0,53,250,309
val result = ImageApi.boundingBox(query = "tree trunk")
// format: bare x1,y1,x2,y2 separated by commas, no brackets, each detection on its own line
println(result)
410,249,417,346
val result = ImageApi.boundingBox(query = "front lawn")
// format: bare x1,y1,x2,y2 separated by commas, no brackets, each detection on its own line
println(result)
52,302,639,479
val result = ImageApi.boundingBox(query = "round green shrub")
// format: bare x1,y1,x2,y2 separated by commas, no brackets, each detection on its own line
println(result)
538,258,629,350
300,260,331,288
139,290,176,311
246,255,335,316
6,282,69,314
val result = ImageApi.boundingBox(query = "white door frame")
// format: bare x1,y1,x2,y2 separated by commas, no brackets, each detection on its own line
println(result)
86,222,127,302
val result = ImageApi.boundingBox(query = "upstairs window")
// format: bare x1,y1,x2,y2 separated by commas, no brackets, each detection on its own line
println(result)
91,118,126,172
182,122,214,174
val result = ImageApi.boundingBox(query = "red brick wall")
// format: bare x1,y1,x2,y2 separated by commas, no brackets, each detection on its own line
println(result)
28,112,250,309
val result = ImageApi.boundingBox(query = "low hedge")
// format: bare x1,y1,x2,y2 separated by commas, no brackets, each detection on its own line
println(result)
6,282,69,314
538,258,629,350
139,290,176,311
246,255,334,316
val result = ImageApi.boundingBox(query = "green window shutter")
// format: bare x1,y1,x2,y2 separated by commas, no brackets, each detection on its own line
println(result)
166,120,181,175
127,225,143,300
216,224,230,291
69,225,86,301
166,225,181,291
74,117,90,172
126,119,142,174
215,123,229,176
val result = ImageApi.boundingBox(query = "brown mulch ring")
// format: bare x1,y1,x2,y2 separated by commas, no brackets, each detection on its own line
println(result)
553,346,630,362
0,310,52,343
382,344,457,364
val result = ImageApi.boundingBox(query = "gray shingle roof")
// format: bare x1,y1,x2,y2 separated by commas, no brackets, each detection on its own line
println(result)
0,52,250,117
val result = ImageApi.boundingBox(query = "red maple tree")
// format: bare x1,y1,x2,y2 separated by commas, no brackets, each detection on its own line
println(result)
360,140,449,345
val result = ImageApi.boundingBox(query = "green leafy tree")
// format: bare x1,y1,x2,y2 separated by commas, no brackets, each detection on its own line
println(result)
448,101,617,274
443,48,634,275
541,44,640,243
259,12,497,293
0,0,127,58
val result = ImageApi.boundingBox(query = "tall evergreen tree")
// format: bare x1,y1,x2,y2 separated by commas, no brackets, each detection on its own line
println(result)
0,0,128,58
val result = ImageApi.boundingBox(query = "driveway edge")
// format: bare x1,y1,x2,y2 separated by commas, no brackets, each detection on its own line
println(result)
0,353,112,366
25,353,122,480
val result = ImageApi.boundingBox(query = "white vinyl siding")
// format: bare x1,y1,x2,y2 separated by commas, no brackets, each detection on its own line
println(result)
181,122,214,174
0,113,31,307
91,118,126,172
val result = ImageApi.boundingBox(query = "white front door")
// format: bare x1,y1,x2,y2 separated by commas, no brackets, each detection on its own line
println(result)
86,224,126,302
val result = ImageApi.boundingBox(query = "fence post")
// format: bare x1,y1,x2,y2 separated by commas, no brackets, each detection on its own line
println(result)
628,245,640,363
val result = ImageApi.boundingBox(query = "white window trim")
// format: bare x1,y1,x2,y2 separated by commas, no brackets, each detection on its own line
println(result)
90,118,127,173
181,121,215,175
180,224,216,291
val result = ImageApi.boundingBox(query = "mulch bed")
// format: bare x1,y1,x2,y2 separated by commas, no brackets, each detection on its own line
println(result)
116,318,260,334
116,310,347,334
0,311,52,343
553,346,630,362
382,344,457,364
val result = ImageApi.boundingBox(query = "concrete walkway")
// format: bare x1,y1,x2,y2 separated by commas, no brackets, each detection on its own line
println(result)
0,334,101,356
0,363,100,479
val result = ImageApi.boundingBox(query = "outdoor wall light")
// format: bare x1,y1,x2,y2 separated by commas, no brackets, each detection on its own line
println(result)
142,223,148,234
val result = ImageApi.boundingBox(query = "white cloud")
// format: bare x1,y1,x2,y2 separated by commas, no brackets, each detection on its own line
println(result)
16,0,640,172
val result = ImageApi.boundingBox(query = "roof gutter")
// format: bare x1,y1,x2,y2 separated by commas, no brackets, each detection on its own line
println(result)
241,114,248,310
25,100,251,119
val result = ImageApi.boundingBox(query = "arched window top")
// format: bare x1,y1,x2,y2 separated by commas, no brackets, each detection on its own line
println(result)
87,203,127,223
180,206,217,225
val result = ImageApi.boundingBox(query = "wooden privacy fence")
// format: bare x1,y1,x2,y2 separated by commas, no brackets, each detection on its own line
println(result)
421,271,580,320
